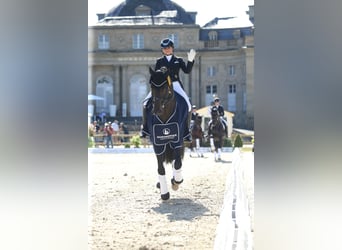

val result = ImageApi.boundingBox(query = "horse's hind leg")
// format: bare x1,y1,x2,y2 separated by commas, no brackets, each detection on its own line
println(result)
214,144,220,161
214,149,218,161
218,148,222,161
189,143,194,157
156,155,169,200
171,148,183,191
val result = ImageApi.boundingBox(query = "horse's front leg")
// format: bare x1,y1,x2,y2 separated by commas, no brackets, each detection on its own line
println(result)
214,140,222,161
156,154,169,200
216,146,222,161
195,138,202,157
171,147,183,191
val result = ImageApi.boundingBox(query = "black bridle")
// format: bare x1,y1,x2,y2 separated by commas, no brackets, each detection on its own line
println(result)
211,112,220,125
151,75,174,112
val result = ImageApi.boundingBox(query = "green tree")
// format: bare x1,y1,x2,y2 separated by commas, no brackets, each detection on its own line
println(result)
234,134,243,148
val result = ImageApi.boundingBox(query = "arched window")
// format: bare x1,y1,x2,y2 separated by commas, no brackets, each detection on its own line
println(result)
129,74,148,116
206,31,218,48
208,31,218,41
95,75,113,114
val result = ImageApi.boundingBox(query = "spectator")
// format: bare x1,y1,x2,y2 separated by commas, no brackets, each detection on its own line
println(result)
111,120,120,143
88,121,96,146
104,123,114,148
88,121,95,137
119,122,129,142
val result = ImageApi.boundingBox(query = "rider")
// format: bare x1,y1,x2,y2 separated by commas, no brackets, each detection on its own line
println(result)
211,97,228,137
141,38,196,141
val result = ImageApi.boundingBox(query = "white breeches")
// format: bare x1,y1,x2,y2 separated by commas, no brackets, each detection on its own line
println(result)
220,116,228,126
143,81,191,112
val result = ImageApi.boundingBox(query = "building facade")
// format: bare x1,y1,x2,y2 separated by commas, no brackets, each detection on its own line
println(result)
88,0,254,129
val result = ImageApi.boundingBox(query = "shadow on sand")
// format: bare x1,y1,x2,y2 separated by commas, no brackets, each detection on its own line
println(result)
215,159,232,164
152,198,209,221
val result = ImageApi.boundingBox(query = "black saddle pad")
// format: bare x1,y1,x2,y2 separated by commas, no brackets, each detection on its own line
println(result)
152,122,180,145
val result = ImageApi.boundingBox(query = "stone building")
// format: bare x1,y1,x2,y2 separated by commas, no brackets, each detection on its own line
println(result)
88,0,254,129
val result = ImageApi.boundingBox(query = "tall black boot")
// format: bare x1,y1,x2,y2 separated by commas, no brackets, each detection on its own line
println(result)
140,105,148,138
141,97,153,137
224,121,228,137
220,117,228,137
183,111,192,142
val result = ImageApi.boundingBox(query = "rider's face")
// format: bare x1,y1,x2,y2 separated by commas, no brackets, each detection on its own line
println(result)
162,46,173,55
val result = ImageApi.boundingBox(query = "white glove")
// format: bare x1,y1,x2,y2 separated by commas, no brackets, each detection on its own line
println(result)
187,49,196,62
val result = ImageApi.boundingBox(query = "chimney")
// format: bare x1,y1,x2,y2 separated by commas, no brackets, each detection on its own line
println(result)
97,13,106,21
247,5,254,24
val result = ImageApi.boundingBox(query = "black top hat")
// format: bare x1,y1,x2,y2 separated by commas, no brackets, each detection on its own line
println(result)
160,38,174,48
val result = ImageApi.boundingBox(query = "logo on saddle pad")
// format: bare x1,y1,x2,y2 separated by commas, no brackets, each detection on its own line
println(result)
162,128,171,135
153,122,179,145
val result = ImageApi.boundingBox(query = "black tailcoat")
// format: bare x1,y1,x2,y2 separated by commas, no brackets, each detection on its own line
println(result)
155,55,194,87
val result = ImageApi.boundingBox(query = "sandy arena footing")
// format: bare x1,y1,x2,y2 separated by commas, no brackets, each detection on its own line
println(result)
88,148,253,250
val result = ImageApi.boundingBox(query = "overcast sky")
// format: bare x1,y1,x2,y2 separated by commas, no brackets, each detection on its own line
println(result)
88,0,254,26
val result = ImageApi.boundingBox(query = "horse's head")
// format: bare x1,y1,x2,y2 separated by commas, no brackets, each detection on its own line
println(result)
210,106,220,122
195,115,202,125
209,106,225,140
149,67,174,117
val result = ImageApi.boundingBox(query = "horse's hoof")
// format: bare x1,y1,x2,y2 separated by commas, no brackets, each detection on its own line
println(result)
171,178,183,191
161,192,170,200
156,182,160,189
172,183,179,191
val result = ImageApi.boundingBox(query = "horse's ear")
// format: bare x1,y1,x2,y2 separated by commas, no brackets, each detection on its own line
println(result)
149,67,155,75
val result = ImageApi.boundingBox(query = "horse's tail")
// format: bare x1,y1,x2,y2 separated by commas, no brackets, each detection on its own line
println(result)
165,144,184,163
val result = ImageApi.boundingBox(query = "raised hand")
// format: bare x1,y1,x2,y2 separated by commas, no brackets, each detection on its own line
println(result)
187,49,196,62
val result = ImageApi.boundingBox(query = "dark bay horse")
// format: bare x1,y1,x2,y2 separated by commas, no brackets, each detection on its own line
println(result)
189,115,204,157
208,106,226,161
146,67,188,200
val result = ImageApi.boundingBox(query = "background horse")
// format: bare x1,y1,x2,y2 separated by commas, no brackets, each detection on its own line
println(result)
189,115,204,157
208,106,226,161
146,67,188,200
